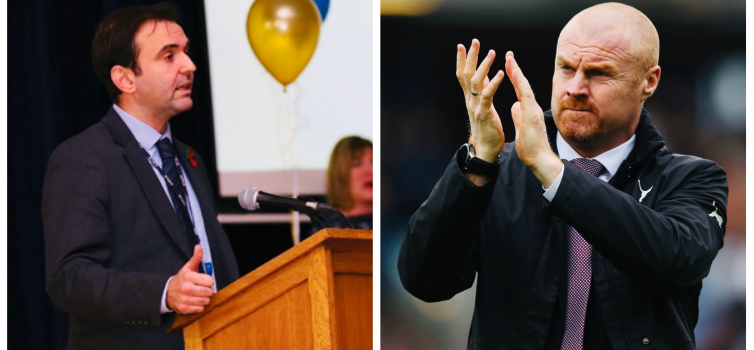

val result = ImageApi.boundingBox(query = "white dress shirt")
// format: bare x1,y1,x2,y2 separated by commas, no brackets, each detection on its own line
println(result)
543,131,636,201
113,104,217,314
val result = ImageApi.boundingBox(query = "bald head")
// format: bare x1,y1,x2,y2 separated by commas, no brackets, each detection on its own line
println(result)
550,2,662,156
560,3,659,76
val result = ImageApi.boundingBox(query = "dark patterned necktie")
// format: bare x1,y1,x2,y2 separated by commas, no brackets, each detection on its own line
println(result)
561,158,606,350
156,138,203,270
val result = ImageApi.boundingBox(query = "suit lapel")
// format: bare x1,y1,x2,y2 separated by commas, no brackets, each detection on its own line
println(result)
101,108,192,259
174,141,213,218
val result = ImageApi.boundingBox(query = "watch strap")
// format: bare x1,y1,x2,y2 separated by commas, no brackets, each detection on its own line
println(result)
459,143,500,176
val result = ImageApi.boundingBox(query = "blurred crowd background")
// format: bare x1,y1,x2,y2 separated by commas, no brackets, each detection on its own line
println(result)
380,0,745,349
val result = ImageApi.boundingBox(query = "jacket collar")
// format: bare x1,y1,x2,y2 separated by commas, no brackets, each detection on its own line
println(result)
545,108,666,170
112,104,173,151
101,107,139,148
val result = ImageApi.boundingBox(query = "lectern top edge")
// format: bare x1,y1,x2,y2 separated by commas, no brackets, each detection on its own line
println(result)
168,228,372,331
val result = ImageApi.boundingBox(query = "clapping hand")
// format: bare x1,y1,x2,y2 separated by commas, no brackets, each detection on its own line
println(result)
456,39,562,187
504,52,562,187
456,39,506,164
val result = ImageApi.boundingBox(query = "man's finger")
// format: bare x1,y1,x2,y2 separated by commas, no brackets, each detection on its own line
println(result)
456,44,467,90
480,70,505,108
463,39,480,90
181,282,215,297
180,295,211,307
471,50,495,95
178,305,204,314
183,245,203,272
185,271,216,288
505,52,537,112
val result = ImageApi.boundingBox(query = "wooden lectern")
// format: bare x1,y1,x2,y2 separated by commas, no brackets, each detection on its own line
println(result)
168,229,372,350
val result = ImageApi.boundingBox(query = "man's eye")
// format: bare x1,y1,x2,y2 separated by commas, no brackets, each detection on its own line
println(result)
165,54,173,61
591,70,608,77
562,65,574,71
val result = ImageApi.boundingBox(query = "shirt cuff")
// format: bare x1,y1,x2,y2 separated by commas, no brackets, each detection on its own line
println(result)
160,276,174,314
542,161,565,202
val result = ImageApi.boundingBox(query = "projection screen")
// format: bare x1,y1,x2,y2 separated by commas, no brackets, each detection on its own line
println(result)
204,0,373,199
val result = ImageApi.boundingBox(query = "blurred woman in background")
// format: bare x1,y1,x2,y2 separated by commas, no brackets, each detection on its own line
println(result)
305,136,373,239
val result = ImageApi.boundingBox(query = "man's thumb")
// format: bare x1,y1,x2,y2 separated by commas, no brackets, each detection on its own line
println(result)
184,245,203,271
511,101,522,130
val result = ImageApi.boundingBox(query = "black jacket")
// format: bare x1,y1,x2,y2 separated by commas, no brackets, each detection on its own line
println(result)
43,109,240,350
398,109,727,350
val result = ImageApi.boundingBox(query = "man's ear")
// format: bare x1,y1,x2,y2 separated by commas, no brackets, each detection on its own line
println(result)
640,65,661,101
111,65,136,95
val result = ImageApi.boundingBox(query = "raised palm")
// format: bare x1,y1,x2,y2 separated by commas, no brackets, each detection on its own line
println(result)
456,39,506,163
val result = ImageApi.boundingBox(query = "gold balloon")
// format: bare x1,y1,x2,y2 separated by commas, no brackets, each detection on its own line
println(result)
247,0,321,87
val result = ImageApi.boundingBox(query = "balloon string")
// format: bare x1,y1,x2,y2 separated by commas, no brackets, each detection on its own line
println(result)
291,82,308,133
278,82,310,167
283,85,296,167
286,83,309,244
271,78,288,168
271,81,305,242
284,86,298,241
269,80,311,243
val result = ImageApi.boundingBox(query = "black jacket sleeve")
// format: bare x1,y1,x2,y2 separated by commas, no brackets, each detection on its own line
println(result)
546,159,728,293
397,154,497,302
42,142,170,326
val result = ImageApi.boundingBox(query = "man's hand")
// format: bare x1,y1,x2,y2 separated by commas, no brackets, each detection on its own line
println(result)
504,52,563,188
167,245,215,314
456,39,506,163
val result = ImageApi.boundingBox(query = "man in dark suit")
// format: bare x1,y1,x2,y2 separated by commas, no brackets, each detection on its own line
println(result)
398,3,727,349
42,3,239,349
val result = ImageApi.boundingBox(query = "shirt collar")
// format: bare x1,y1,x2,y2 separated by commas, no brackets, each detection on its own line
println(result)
112,104,172,150
556,131,636,177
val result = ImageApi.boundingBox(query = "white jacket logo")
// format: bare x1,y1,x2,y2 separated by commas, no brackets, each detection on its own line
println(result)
709,201,723,228
638,180,653,203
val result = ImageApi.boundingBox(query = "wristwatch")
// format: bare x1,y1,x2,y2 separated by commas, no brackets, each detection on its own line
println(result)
458,143,500,175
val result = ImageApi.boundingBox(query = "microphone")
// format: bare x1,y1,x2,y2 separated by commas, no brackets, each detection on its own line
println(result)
238,187,339,214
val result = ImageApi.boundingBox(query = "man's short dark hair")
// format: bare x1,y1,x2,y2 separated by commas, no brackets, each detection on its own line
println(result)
92,2,181,102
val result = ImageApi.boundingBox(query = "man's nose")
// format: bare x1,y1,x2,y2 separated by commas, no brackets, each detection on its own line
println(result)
181,53,197,74
566,71,589,97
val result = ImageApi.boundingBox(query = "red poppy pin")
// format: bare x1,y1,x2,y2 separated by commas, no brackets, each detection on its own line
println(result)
188,149,198,168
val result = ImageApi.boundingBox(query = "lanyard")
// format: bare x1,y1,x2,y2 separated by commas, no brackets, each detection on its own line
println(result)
142,148,196,228
143,147,215,279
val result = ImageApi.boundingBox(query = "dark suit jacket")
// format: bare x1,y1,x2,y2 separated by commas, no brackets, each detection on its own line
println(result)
398,110,728,350
42,108,240,350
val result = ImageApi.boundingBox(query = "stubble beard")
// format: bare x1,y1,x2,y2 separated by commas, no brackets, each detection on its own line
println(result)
555,97,603,143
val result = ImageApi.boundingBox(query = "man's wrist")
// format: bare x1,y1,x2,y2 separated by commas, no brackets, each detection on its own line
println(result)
542,162,565,201
530,154,563,188
475,149,500,164
463,171,494,187
161,276,174,314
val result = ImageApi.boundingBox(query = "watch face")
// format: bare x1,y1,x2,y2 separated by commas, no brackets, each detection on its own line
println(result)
460,143,471,166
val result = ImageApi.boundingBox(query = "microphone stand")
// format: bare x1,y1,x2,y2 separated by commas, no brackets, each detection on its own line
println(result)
308,210,354,229
297,197,353,229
